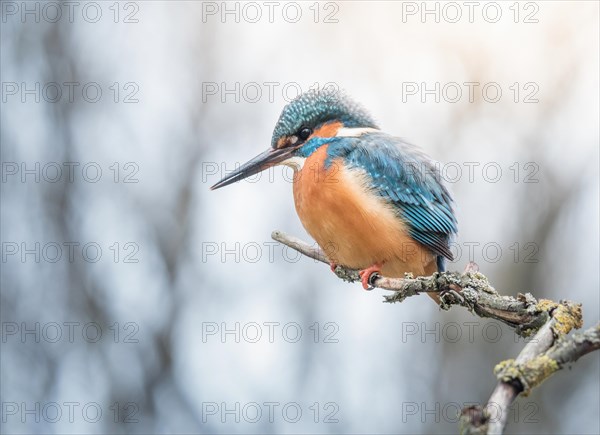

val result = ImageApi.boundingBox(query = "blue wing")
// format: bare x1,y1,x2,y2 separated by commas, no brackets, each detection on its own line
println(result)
326,132,457,264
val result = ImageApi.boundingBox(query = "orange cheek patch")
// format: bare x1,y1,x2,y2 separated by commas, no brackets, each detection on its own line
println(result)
276,137,288,149
310,121,343,139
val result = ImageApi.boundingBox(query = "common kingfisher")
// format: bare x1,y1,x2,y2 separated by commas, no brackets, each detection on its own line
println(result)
211,89,457,292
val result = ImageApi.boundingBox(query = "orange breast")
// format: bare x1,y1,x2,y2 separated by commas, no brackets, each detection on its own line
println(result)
292,146,436,277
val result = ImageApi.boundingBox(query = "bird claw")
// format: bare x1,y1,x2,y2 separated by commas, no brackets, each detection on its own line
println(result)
329,262,338,273
463,262,479,273
358,265,382,291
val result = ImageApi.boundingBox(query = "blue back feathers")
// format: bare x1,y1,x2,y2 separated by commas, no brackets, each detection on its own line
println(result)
326,132,458,262
271,89,378,148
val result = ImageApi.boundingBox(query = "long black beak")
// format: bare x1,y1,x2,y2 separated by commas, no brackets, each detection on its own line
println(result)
210,147,295,190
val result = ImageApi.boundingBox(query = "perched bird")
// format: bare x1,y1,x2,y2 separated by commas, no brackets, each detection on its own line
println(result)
211,89,457,292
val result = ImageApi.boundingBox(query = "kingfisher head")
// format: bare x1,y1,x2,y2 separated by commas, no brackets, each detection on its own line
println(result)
210,89,378,190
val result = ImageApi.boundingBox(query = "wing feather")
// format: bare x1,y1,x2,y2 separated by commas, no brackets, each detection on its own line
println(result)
327,132,457,261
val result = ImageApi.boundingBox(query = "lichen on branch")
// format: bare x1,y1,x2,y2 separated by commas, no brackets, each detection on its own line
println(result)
495,324,600,396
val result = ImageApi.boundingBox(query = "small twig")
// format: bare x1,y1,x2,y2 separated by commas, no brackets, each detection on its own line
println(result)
272,231,329,263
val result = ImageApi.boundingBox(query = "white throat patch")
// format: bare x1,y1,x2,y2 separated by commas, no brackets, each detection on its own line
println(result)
281,156,306,171
335,127,379,137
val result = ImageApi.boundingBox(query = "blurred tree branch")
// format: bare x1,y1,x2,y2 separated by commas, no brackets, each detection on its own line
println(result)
272,230,599,435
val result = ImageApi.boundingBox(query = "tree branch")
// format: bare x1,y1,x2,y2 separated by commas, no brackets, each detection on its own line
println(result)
271,230,598,434
461,323,600,435
272,230,580,336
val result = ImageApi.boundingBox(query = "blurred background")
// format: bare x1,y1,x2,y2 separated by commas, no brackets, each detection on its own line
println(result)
1,1,599,434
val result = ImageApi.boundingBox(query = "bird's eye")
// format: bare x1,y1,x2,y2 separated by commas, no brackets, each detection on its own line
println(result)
298,127,312,141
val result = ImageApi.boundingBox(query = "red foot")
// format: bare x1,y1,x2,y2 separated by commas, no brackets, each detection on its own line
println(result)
330,262,338,273
358,264,382,290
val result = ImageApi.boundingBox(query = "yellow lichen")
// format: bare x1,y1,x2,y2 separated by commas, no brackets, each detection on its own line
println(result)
552,303,583,335
536,299,583,336
493,359,516,377
520,355,560,394
494,355,560,396
537,299,558,312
